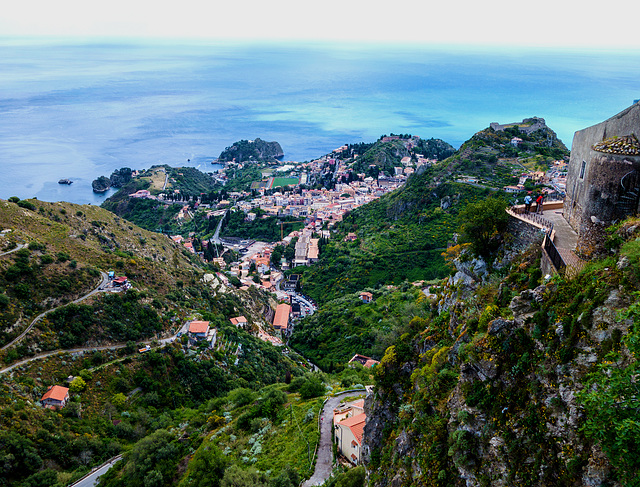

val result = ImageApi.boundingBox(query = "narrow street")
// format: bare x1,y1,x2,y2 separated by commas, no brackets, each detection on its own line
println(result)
302,390,366,487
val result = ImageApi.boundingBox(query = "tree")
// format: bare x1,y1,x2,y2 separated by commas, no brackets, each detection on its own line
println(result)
69,376,87,393
299,376,326,399
333,465,365,487
111,393,127,409
457,196,509,258
269,465,300,487
178,445,227,487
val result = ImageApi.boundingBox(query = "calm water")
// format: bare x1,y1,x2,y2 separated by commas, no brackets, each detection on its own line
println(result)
1,40,639,204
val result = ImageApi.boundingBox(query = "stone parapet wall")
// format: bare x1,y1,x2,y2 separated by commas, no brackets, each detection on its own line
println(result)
506,215,545,253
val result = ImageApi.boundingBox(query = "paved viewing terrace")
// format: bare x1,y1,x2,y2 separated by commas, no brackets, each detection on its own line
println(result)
508,201,584,276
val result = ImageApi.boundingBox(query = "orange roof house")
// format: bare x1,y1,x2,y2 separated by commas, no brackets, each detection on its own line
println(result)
349,353,380,368
333,398,365,424
188,320,210,339
334,412,366,465
41,385,70,409
359,292,373,303
230,316,248,327
273,303,291,331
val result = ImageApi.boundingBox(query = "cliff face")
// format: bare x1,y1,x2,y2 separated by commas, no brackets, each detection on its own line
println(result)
363,225,640,486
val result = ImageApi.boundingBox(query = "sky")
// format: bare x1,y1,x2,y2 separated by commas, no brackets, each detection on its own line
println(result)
2,0,640,49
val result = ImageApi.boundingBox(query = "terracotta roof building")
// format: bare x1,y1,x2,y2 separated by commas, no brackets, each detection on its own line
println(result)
41,385,70,409
273,303,291,332
188,320,210,339
334,411,366,465
359,291,373,303
349,353,380,368
230,316,248,327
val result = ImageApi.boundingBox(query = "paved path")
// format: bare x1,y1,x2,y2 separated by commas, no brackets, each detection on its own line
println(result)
509,203,584,275
0,242,26,257
0,343,130,375
209,209,228,245
302,390,366,487
543,208,578,252
541,208,585,274
70,455,123,487
1,271,110,351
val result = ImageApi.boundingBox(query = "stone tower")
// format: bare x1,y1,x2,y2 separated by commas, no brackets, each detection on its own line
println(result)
564,102,640,256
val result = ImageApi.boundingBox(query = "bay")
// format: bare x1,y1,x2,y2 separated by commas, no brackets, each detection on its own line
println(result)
1,39,639,204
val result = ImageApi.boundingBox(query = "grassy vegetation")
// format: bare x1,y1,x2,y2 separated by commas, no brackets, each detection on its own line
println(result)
291,285,433,371
220,210,305,242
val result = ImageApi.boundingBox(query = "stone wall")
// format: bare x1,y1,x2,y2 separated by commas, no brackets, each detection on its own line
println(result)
505,216,545,254
564,102,640,256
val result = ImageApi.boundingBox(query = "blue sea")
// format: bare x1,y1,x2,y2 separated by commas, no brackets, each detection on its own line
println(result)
1,39,639,204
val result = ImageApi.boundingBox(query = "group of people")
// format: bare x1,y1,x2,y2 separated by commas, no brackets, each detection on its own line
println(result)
524,192,544,214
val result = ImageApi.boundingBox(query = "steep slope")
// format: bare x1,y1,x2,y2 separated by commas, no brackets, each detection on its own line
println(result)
298,172,495,305
362,220,640,486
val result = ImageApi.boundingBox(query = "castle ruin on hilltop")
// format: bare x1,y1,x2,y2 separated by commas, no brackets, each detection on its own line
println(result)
490,117,547,135
564,102,640,256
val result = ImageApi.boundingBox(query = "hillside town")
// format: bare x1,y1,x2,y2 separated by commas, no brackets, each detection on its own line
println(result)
117,135,571,354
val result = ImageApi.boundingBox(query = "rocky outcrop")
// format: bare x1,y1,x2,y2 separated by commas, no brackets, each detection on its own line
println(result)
218,138,284,162
92,167,133,193
363,269,627,486
92,175,111,193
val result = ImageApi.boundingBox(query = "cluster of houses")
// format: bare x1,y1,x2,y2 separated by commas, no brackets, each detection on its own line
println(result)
502,159,568,197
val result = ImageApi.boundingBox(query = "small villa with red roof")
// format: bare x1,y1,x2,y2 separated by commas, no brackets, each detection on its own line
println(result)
188,320,210,340
230,316,248,328
187,320,217,348
41,385,69,409
359,291,373,303
348,353,380,368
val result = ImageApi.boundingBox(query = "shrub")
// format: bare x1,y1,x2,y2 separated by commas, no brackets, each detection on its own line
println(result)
56,251,70,263
228,388,257,408
17,200,36,211
69,376,87,392
299,376,326,399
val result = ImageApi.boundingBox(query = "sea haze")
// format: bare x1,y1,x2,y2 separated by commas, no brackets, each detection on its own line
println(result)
1,40,639,204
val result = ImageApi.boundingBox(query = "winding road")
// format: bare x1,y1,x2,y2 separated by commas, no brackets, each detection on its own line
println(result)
0,242,26,257
1,271,110,352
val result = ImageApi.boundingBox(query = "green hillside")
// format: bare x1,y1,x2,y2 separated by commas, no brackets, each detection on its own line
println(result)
298,175,495,305
0,198,311,487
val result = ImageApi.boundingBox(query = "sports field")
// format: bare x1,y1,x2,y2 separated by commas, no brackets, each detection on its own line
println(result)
269,177,299,188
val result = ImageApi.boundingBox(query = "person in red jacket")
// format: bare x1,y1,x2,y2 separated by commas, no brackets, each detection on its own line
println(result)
536,194,544,213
